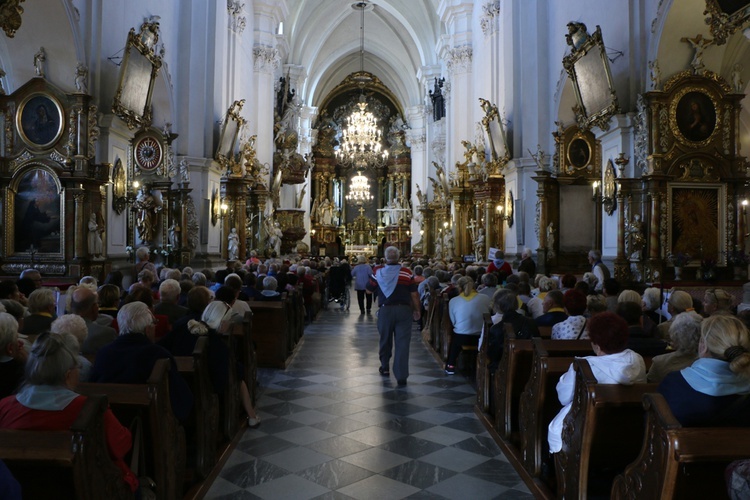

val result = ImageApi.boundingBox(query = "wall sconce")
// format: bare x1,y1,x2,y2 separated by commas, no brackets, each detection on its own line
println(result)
592,159,618,216
496,197,514,227
310,228,316,239
220,201,228,216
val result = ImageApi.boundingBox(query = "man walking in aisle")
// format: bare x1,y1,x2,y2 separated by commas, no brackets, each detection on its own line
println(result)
367,246,420,386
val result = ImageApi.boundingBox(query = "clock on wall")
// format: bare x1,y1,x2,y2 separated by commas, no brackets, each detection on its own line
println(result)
134,135,162,171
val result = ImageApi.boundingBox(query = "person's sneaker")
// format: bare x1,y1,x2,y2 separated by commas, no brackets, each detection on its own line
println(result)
379,366,390,376
397,379,407,386
444,365,456,375
247,416,261,428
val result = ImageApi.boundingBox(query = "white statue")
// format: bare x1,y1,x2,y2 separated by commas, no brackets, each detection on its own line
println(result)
227,227,240,260
34,47,45,77
320,198,334,226
681,34,712,73
169,223,181,249
473,228,486,262
732,63,744,93
179,159,190,184
87,213,103,258
443,230,455,260
74,63,88,93
547,222,556,258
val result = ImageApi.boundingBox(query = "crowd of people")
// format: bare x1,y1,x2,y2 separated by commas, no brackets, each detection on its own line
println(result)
1,245,750,495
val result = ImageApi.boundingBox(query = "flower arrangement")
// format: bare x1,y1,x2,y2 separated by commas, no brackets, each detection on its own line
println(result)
701,257,717,271
727,249,750,267
125,245,134,262
668,252,691,267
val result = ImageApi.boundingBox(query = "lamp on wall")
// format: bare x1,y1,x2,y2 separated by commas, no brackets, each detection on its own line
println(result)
592,159,618,215
336,1,388,171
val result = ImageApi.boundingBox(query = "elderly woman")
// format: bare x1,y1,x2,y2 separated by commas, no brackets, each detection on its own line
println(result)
351,256,374,315
446,276,492,374
548,312,646,453
552,289,589,339
658,315,750,426
702,288,734,317
134,246,156,275
642,287,664,325
0,313,26,398
19,288,56,339
0,331,138,493
647,311,702,383
487,289,539,373
50,314,92,382
187,301,260,428
527,277,557,318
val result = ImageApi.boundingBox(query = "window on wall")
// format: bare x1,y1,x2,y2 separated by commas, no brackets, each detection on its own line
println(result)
277,22,284,35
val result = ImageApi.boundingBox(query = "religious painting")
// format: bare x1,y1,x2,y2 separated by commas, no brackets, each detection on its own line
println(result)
668,184,726,265
568,138,590,168
112,22,162,129
9,166,63,255
16,93,63,150
562,24,620,131
674,90,717,143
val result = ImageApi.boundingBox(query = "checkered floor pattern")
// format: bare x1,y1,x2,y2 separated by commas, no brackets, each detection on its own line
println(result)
205,307,532,500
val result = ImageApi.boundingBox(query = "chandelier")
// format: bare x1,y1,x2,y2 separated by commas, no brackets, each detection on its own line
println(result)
336,1,388,170
345,170,373,205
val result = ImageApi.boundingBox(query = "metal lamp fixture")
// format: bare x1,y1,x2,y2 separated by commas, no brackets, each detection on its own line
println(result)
336,1,388,170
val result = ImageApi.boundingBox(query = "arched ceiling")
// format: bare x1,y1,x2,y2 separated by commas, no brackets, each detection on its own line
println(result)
284,0,441,113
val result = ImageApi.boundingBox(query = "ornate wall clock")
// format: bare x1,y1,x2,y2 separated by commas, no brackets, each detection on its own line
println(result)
134,135,162,171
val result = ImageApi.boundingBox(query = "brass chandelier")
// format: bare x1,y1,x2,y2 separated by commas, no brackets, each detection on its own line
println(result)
345,170,373,204
336,1,388,172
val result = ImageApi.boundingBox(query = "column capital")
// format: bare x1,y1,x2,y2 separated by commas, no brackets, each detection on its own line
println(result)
444,45,473,75
479,1,501,37
253,45,280,74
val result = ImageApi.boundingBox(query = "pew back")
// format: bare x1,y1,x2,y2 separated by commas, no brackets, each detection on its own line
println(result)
493,324,534,440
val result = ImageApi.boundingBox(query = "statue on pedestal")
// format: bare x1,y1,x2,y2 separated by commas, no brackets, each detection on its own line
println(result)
227,227,240,261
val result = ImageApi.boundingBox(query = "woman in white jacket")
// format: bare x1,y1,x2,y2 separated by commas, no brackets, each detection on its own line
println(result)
548,311,646,453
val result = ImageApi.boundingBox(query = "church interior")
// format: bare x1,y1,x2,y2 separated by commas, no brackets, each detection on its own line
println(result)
2,0,750,498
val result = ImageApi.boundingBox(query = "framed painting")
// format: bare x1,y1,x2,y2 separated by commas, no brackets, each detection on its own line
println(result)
16,92,64,150
705,0,750,44
562,23,621,131
112,22,162,129
479,98,510,171
670,88,718,146
7,165,64,257
215,99,245,163
568,137,591,169
668,183,726,265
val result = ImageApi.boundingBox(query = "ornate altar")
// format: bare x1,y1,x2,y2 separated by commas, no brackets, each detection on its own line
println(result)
0,75,108,279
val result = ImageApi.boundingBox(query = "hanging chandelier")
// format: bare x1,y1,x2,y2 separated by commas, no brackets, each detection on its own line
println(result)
336,1,388,170
345,170,373,205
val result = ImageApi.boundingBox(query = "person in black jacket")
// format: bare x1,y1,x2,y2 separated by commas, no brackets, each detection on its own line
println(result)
535,290,568,327
487,288,539,373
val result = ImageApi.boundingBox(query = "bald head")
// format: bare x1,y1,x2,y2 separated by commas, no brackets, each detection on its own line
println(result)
71,286,98,320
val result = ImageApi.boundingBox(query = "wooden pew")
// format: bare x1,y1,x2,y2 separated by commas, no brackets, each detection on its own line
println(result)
426,291,442,351
538,325,552,338
218,319,244,440
518,338,593,483
612,393,750,499
249,298,291,368
174,336,219,479
493,324,534,441
475,313,493,414
440,295,452,361
554,358,658,499
0,395,134,500
77,359,186,500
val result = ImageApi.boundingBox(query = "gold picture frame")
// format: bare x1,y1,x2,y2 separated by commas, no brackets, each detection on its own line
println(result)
112,21,162,130
16,92,64,151
704,0,750,45
669,86,720,148
5,164,65,259
112,158,127,215
215,99,246,165
562,23,621,131
668,182,726,265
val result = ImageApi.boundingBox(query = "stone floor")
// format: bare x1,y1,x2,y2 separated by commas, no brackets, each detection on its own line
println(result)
204,304,532,500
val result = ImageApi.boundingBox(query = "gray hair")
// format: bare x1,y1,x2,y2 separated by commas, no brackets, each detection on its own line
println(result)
25,332,79,386
493,288,518,314
482,273,498,287
618,290,641,304
539,277,557,292
669,311,703,353
582,272,599,288
642,287,661,312
51,314,88,345
522,248,532,259
158,279,181,302
135,247,150,261
138,269,155,283
588,249,602,260
0,299,24,320
166,268,182,281
79,276,98,287
385,246,400,263
117,302,153,335
0,312,19,351
224,273,243,291
426,276,440,289
27,288,56,314
263,276,278,291
191,272,207,287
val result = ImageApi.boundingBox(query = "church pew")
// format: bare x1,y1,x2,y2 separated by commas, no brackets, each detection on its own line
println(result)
426,291,442,351
440,295,452,361
493,325,534,441
518,338,593,483
0,395,134,500
248,298,291,368
537,325,552,338
232,311,258,407
218,318,245,440
174,336,219,480
611,393,750,500
554,358,658,499
77,359,186,500
475,313,493,414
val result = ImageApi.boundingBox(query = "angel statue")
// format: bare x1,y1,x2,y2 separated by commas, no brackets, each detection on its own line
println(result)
473,227,486,262
265,217,283,256
415,183,427,206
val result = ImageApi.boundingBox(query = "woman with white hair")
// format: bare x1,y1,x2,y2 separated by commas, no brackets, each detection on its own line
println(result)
19,288,56,339
647,311,702,383
527,276,557,319
50,314,92,382
0,331,139,493
0,312,26,398
187,301,260,428
135,246,156,275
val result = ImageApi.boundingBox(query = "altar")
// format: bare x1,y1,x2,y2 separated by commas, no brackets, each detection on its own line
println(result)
346,245,376,260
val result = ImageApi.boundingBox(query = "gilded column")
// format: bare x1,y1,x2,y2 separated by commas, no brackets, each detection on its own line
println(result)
73,191,86,260
649,193,660,260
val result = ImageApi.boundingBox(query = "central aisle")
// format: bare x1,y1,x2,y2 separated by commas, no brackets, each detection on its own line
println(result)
206,307,532,499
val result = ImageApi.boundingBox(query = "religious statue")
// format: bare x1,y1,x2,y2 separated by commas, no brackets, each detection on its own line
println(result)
227,227,240,261
546,222,556,258
275,94,302,150
443,230,455,260
312,112,338,158
74,63,88,93
265,217,283,256
87,213,103,258
179,159,190,184
648,60,661,90
320,198,334,226
473,227,486,262
626,214,646,261
732,63,744,93
681,34,712,73
169,223,181,249
34,47,45,78
415,183,426,206
132,185,161,244
434,234,443,260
